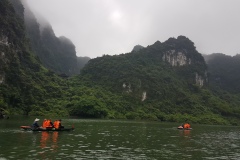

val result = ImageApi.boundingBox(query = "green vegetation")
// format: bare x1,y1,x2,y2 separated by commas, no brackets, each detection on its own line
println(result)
0,0,69,117
0,0,240,126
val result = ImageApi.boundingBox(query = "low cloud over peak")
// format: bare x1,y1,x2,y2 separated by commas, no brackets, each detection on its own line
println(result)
25,0,240,58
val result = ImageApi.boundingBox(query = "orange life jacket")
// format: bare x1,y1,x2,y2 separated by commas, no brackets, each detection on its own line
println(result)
46,120,52,127
184,123,190,128
42,120,47,128
183,123,190,129
54,120,60,129
183,123,187,128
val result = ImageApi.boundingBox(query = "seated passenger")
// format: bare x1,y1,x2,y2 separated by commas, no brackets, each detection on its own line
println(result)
54,119,64,129
183,123,191,129
42,119,47,128
46,119,54,128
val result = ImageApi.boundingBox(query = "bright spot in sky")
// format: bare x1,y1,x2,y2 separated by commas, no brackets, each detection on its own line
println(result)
110,10,122,23
109,10,126,29
111,10,122,19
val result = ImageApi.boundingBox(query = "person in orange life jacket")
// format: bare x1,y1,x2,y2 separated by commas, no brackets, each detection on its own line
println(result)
54,119,64,129
42,119,47,128
46,119,54,128
42,119,53,128
47,119,54,127
183,123,191,129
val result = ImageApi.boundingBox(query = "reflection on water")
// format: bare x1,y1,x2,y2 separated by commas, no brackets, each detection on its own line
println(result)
0,119,240,159
179,129,191,137
40,131,59,149
38,132,59,159
40,132,49,148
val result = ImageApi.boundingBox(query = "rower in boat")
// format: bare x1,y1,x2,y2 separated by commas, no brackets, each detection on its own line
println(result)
32,118,40,129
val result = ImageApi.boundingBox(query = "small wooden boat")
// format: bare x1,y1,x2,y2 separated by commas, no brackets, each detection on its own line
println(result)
20,126,74,131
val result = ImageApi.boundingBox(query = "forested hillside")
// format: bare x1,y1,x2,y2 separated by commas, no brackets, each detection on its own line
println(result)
1,0,240,125
0,0,69,117
76,37,240,125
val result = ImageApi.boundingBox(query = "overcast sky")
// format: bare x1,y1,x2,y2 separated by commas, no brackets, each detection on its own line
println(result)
25,0,240,58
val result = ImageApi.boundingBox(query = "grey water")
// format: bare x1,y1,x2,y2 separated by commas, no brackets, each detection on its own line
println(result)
0,117,240,160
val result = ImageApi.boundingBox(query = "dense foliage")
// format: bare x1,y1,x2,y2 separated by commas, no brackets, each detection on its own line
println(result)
78,38,240,125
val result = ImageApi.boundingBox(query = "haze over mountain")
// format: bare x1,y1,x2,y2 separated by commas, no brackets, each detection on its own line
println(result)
11,0,90,76
203,53,240,93
25,0,240,58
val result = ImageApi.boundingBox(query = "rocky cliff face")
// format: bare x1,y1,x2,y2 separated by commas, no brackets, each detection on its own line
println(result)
162,49,191,66
195,72,204,87
162,48,207,87
163,36,207,87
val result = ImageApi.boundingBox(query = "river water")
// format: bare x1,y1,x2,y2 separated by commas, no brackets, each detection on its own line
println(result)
0,117,240,160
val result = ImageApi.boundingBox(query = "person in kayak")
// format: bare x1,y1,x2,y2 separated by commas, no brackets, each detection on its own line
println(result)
42,119,54,128
32,118,40,129
178,123,191,129
42,119,47,128
47,119,54,128
183,123,191,129
54,119,64,129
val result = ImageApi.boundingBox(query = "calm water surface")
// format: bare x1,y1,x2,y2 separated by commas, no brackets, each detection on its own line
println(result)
0,117,240,160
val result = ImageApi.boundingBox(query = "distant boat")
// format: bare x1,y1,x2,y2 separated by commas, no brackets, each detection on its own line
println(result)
177,126,192,130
